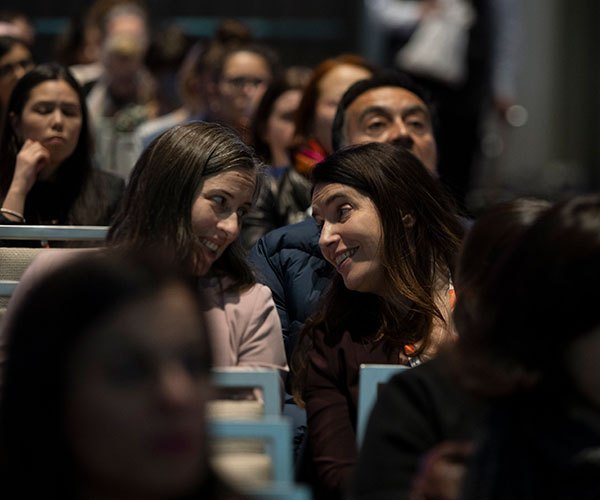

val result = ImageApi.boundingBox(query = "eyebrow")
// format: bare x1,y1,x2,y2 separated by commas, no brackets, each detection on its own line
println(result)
357,103,430,123
31,100,80,107
357,105,394,123
312,191,347,213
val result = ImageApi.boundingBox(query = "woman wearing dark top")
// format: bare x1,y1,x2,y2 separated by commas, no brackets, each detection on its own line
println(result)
292,142,464,498
0,63,123,240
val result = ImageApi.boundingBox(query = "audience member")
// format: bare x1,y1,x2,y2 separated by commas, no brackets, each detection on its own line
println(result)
0,63,124,238
240,77,305,248
86,2,158,179
277,54,374,225
456,194,600,499
106,121,287,373
293,141,463,498
206,43,280,144
354,198,550,500
0,36,33,119
250,71,441,360
0,252,244,499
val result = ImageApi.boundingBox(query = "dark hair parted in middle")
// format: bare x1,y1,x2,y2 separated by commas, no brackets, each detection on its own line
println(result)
107,121,261,290
310,141,463,350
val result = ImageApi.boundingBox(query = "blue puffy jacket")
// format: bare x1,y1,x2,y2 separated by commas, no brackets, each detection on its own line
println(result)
249,218,333,361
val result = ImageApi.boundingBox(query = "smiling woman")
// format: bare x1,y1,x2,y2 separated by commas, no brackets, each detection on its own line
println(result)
293,141,464,498
0,63,124,235
106,121,287,373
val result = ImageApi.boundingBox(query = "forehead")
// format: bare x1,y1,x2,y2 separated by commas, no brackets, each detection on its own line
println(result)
79,287,205,358
318,64,372,100
273,89,302,111
346,86,429,117
26,80,80,104
223,51,271,76
312,182,366,207
201,166,256,193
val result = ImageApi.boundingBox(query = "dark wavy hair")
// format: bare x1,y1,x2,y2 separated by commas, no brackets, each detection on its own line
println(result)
455,195,600,396
0,63,100,224
292,142,463,403
107,121,260,290
0,251,211,497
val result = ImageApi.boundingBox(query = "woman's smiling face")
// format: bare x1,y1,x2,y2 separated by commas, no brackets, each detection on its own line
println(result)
190,167,255,276
312,182,386,295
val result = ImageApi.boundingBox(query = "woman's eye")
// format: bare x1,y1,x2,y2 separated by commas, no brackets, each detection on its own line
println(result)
314,217,324,231
338,205,352,221
105,357,149,386
62,106,80,117
210,195,226,207
236,207,249,218
33,104,53,114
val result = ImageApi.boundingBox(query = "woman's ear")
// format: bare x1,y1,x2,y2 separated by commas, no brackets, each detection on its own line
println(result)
402,213,416,228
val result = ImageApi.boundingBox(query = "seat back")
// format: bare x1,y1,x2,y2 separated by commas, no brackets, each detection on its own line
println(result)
357,363,409,447
0,225,109,317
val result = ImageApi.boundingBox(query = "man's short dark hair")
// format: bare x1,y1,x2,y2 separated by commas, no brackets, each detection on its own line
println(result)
331,70,437,152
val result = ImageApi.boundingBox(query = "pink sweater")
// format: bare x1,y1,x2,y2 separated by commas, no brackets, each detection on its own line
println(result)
0,250,288,376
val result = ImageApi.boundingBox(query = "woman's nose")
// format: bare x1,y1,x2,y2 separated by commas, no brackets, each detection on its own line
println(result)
50,109,64,130
319,221,340,251
217,211,240,239
157,364,197,410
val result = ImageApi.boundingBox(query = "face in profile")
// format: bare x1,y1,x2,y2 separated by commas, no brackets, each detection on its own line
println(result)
343,86,438,174
190,167,256,276
0,42,33,107
312,182,386,295
66,285,210,499
312,64,372,154
12,79,82,178
217,50,272,130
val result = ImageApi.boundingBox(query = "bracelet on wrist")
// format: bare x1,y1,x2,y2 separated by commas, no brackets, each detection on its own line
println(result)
0,207,26,223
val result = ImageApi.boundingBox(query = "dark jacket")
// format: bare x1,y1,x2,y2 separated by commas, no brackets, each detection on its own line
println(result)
248,218,333,361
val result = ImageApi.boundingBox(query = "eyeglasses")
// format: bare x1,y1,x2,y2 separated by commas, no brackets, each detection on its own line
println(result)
221,76,267,90
0,58,34,79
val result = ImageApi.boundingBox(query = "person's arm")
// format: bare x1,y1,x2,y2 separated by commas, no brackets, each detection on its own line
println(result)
304,329,357,497
234,283,288,376
2,139,50,221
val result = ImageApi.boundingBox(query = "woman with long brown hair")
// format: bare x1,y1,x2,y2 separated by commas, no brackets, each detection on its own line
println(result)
293,141,464,498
